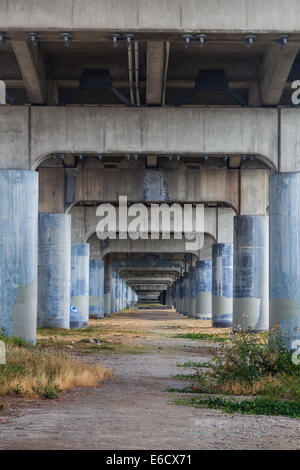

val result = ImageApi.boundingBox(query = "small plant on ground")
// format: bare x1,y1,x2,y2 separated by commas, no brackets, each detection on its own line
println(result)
173,332,228,342
171,327,300,417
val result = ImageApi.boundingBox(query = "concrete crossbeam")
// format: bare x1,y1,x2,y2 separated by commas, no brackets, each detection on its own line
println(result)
2,1,300,33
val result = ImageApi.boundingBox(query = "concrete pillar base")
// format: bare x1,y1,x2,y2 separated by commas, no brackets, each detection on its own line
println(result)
269,173,300,350
38,213,71,330
233,216,268,333
212,243,233,328
0,170,38,344
70,243,90,329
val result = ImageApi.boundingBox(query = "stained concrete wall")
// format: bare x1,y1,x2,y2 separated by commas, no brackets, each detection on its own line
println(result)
70,206,231,244
30,107,278,170
6,106,300,176
1,1,300,32
0,107,278,171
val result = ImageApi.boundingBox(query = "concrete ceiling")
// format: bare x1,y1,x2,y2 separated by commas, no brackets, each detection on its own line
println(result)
0,36,298,106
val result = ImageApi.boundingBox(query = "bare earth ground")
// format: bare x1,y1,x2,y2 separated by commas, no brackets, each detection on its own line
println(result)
0,308,299,450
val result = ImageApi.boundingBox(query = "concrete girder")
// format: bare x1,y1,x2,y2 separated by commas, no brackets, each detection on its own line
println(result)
259,43,299,105
0,107,277,171
2,1,300,34
10,41,46,103
146,41,165,105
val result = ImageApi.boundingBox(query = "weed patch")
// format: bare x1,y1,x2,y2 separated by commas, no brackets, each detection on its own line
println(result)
173,333,228,342
170,328,300,417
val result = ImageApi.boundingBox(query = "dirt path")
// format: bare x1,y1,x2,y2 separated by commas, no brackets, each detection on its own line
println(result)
0,309,299,450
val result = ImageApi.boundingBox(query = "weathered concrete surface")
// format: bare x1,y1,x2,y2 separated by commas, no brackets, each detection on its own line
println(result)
0,170,38,343
2,0,300,33
233,216,268,332
30,107,278,169
212,243,233,328
89,260,104,319
269,173,300,349
0,107,281,171
280,109,300,172
0,309,299,450
0,107,29,170
38,213,71,329
195,261,212,320
70,243,90,329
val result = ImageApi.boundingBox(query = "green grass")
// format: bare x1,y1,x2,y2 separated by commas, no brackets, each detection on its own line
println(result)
173,332,228,342
177,361,211,368
175,396,300,419
169,328,300,417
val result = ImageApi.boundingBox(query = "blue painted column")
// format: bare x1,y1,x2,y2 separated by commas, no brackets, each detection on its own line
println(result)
170,284,174,308
179,276,184,314
212,243,233,328
177,277,182,313
270,173,300,350
70,243,90,328
195,261,212,320
183,272,189,316
104,257,111,317
0,170,38,343
233,216,268,332
89,260,104,319
38,213,71,329
115,274,120,311
188,266,197,317
110,270,117,313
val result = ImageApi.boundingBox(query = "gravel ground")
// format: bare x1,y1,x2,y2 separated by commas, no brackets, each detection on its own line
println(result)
0,309,299,450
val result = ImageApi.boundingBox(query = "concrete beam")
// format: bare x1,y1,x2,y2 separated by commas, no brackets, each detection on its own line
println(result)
260,43,299,105
146,42,165,105
2,1,300,33
28,107,278,170
10,41,46,103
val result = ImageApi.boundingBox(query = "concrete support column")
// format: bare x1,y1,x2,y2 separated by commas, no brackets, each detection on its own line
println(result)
195,261,212,320
183,272,189,316
70,243,90,328
233,216,268,332
89,260,104,319
179,276,184,314
170,284,174,308
0,170,38,343
270,173,300,350
38,213,71,329
115,274,120,312
165,287,170,306
174,280,177,309
110,271,117,313
188,266,197,318
212,243,233,328
104,258,111,317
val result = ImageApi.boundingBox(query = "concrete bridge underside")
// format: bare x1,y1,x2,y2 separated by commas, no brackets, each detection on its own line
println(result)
0,0,300,350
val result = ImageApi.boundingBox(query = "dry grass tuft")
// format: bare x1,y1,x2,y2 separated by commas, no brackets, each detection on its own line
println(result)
0,343,113,398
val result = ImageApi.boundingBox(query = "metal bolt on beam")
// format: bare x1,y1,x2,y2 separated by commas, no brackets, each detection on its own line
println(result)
279,34,289,48
182,34,193,48
112,33,120,48
245,35,256,48
196,34,206,47
28,32,39,46
61,32,72,47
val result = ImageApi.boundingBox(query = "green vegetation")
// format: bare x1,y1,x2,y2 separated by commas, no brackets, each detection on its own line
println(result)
174,396,300,419
171,328,300,418
173,332,228,342
177,361,212,368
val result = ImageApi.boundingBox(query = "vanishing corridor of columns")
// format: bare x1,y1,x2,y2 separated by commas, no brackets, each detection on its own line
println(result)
1,0,300,353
